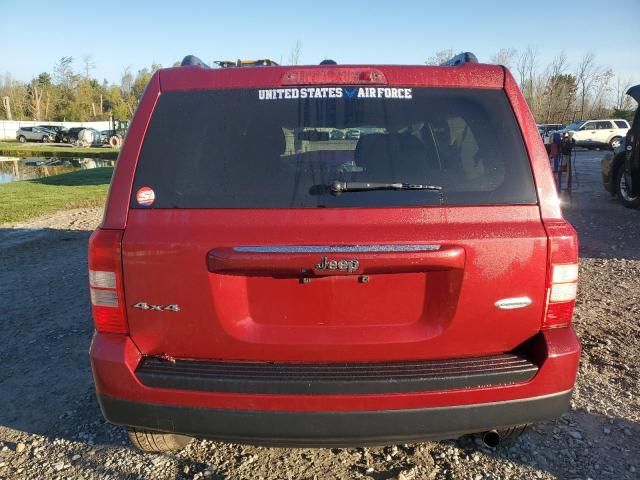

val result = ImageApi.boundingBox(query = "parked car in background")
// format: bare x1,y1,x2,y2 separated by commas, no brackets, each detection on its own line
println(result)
560,119,629,149
37,125,65,141
15,126,54,143
345,128,361,139
57,127,84,144
602,86,640,208
537,124,564,137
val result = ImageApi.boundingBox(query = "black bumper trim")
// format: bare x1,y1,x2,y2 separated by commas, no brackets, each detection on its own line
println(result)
98,390,572,447
135,354,538,395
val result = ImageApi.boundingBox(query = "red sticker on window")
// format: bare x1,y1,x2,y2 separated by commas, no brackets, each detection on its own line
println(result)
136,187,155,207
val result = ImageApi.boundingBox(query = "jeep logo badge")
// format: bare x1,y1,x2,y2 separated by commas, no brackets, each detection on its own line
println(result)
315,256,360,273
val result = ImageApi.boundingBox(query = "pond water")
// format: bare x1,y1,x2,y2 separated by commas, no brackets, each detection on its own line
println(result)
0,156,115,184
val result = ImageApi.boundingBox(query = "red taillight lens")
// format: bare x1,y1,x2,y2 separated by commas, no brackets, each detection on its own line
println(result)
88,229,128,334
543,221,579,329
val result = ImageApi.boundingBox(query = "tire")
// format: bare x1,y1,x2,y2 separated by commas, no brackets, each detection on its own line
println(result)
41,135,49,143
497,424,528,442
127,428,192,453
18,135,26,143
616,166,640,208
610,137,622,150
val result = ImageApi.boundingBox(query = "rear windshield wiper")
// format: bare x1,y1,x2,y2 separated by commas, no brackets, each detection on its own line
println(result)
331,180,443,195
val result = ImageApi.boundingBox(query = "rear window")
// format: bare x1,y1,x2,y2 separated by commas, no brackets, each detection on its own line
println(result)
132,87,537,208
615,120,628,128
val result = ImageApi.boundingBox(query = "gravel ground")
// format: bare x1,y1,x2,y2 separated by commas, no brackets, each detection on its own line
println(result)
0,151,638,479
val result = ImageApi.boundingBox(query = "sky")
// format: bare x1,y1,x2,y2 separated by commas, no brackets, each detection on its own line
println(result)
1,0,639,85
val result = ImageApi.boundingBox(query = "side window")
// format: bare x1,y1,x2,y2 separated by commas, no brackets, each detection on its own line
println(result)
597,121,613,129
614,120,628,128
581,122,593,130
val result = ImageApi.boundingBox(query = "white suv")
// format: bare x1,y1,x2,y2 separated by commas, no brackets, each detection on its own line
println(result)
563,119,630,149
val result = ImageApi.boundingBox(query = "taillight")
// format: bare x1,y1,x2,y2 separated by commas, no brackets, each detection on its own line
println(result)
543,221,579,329
88,229,128,334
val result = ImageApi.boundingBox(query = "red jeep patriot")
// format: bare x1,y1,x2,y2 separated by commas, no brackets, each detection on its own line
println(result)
89,53,580,452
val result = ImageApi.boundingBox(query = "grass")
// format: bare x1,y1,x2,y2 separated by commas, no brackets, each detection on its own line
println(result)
0,167,113,224
0,140,119,159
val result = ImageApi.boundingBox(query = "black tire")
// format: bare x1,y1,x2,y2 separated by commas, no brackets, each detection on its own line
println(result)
497,424,528,443
18,135,26,143
41,135,49,143
616,166,640,208
609,136,622,150
127,428,192,453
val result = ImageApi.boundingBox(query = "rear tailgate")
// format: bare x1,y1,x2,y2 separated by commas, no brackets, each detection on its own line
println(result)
122,205,547,362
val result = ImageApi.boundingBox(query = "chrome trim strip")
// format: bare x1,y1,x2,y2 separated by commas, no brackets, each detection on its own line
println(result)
233,245,441,253
494,297,533,310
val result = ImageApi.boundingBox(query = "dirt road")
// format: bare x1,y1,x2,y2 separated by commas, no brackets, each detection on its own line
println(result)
0,151,638,479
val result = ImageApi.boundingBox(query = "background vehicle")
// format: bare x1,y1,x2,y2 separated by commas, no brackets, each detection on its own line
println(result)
76,128,103,147
15,126,53,143
602,85,640,207
37,124,65,141
89,54,580,453
626,85,640,198
560,119,629,149
537,123,564,137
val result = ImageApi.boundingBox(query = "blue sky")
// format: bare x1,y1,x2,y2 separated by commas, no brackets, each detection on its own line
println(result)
2,0,639,84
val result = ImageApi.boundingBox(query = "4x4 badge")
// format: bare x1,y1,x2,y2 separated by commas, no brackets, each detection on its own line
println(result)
315,256,360,273
133,302,180,312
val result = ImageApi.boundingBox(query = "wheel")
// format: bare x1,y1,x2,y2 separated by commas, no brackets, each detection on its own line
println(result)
610,137,622,150
41,135,50,143
616,166,640,208
127,428,192,453
18,135,26,143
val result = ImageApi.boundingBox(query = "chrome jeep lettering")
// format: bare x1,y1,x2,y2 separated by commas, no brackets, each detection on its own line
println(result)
315,256,360,273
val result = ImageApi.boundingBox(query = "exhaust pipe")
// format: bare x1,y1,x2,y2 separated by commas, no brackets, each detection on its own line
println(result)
481,430,502,448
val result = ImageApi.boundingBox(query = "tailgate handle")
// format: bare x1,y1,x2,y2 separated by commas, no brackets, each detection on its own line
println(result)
207,245,465,276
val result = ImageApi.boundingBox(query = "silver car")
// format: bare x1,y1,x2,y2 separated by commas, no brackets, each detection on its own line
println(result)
16,126,54,143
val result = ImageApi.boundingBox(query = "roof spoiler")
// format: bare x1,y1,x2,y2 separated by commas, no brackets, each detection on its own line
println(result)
440,52,478,67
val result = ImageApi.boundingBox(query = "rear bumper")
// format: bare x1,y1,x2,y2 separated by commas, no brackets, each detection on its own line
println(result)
91,327,580,446
98,390,572,447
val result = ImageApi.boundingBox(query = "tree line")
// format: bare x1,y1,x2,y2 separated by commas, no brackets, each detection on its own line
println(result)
0,55,167,122
427,48,637,124
1,50,637,124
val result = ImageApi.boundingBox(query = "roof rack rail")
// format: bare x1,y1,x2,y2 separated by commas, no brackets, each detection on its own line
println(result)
440,52,478,67
181,55,209,68
213,59,279,68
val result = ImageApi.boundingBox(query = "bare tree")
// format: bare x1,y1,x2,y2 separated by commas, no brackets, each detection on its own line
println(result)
575,52,600,120
121,66,133,96
491,48,517,69
288,40,302,65
1,96,11,120
82,54,96,79
542,51,569,122
614,76,635,111
425,49,455,65
516,46,538,102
